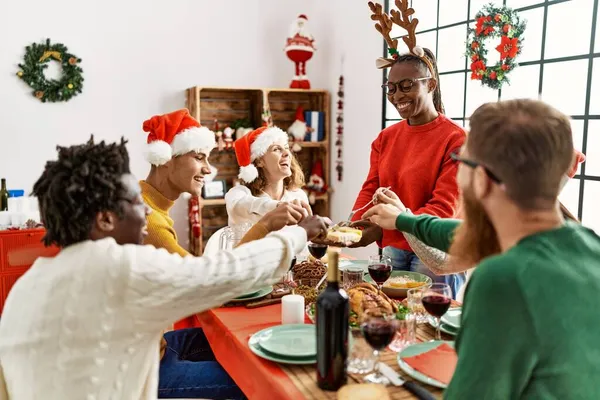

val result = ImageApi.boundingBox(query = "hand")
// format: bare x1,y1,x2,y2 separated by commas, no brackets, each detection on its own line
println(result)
298,216,329,241
362,204,402,230
347,220,383,248
372,188,406,212
260,203,306,232
289,199,313,217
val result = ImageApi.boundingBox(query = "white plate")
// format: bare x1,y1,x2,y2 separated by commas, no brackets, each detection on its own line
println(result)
397,341,455,389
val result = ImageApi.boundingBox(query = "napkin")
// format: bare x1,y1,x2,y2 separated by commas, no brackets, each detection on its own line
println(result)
401,343,457,385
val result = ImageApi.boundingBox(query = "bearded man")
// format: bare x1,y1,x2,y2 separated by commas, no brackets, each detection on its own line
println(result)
362,99,600,399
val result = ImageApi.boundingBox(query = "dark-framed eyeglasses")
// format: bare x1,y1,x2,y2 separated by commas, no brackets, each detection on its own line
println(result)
381,77,430,95
450,152,502,184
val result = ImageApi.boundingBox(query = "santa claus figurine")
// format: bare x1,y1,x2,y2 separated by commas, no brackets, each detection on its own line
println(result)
223,127,234,150
306,160,327,204
287,106,311,152
285,14,316,89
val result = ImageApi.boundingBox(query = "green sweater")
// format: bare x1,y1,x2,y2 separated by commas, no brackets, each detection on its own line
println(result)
396,213,600,399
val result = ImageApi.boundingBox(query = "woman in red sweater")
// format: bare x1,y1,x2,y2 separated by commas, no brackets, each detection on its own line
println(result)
351,48,466,297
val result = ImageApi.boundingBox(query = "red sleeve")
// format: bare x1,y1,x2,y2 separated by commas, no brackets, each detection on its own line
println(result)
413,133,465,218
351,135,381,221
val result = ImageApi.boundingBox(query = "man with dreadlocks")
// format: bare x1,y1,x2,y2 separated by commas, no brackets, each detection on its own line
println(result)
349,1,466,298
0,137,328,400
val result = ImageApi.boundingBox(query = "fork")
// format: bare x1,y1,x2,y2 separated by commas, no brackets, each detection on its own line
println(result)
333,186,392,229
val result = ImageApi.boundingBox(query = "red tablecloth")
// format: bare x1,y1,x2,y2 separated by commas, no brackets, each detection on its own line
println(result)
196,304,311,400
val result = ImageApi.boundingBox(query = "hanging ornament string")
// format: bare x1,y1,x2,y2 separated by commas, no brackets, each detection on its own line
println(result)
335,57,344,182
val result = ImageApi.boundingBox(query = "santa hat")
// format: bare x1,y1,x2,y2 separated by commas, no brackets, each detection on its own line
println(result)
310,159,323,179
234,126,289,183
567,149,586,178
143,109,216,166
298,14,308,20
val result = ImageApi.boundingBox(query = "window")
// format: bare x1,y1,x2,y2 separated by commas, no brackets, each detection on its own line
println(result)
382,0,600,229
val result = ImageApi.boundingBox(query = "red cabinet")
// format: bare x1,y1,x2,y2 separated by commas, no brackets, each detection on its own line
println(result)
0,229,60,313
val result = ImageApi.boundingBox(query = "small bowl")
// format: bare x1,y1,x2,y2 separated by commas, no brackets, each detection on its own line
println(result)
363,270,432,298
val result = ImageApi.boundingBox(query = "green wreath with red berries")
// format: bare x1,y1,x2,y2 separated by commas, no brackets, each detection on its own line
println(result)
466,4,526,90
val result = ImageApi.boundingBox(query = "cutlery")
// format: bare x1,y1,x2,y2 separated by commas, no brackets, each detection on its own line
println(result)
378,362,436,400
332,186,392,229
246,298,282,309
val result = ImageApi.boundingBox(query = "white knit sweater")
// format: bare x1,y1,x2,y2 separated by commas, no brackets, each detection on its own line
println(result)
225,185,309,226
0,227,306,400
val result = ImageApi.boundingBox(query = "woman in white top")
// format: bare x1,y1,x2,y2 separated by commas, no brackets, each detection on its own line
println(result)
226,126,311,226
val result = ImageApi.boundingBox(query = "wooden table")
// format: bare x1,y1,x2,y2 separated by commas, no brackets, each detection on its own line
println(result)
280,323,450,399
197,303,455,400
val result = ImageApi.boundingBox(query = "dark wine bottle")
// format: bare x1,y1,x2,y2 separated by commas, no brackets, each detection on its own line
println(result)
0,179,8,211
316,247,349,391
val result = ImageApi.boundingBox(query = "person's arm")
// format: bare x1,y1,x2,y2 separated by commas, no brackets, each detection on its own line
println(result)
125,226,306,328
413,135,464,218
351,135,382,221
225,185,279,222
236,222,270,247
146,214,190,256
395,212,460,253
444,257,536,399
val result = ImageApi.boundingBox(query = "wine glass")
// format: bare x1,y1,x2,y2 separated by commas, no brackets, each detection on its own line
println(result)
367,255,392,293
421,283,452,340
307,242,328,259
360,308,399,385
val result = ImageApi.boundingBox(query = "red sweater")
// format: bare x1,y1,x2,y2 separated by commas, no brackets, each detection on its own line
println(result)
352,114,466,251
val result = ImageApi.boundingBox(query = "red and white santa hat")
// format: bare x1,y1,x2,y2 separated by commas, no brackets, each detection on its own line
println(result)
234,126,289,183
143,109,216,166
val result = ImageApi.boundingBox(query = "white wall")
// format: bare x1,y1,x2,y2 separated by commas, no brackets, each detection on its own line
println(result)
0,0,382,255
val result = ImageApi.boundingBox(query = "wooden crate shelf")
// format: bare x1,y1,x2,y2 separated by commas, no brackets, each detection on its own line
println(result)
186,87,331,255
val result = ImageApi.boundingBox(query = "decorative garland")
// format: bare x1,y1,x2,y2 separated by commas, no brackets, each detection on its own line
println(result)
335,75,344,181
17,39,83,102
466,4,526,90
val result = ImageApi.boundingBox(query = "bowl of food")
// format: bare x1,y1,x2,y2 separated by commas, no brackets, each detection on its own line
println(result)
363,271,432,298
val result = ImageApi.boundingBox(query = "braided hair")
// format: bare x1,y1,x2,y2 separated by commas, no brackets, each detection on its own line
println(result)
32,136,131,247
394,48,445,115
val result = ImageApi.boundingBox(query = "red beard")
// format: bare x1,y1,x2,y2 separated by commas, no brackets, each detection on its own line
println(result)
448,185,501,269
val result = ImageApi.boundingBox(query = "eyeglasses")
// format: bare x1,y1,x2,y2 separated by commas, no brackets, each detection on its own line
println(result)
450,152,502,184
381,78,430,95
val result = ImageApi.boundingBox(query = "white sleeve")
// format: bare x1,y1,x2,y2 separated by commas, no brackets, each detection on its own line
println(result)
225,185,279,223
124,226,307,327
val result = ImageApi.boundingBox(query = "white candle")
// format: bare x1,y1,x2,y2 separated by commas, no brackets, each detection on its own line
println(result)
281,294,305,325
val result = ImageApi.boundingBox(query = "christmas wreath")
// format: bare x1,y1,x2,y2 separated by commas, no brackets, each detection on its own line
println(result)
466,4,526,90
17,39,83,102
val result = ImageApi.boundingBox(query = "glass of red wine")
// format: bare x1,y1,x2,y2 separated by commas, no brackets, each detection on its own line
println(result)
367,255,392,294
308,242,328,260
360,308,399,385
421,283,452,340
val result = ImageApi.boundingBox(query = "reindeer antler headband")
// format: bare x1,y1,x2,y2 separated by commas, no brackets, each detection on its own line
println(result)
368,0,434,74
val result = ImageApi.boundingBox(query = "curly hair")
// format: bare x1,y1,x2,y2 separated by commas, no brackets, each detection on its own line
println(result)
32,136,131,247
395,47,445,114
244,155,305,196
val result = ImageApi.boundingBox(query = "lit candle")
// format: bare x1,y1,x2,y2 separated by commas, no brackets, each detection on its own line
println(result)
281,294,305,325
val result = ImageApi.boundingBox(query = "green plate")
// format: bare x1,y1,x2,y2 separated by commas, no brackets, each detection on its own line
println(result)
441,308,461,329
397,340,455,389
235,288,263,299
230,287,273,303
363,270,432,297
258,324,316,357
249,325,316,365
427,316,458,336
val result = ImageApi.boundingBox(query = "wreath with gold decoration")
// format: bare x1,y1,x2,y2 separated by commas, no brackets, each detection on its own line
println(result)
17,39,83,102
466,4,526,90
